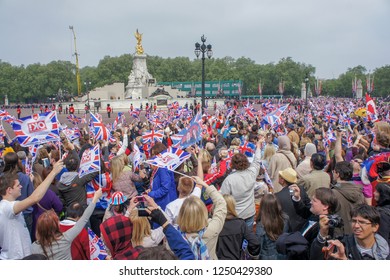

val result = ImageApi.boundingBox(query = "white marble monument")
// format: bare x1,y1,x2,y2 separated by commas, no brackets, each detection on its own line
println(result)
124,29,154,99
356,79,363,99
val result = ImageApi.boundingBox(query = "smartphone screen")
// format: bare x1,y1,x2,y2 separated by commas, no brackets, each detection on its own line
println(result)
42,158,50,168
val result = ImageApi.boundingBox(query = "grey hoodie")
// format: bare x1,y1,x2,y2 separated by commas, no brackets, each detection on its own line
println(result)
332,181,365,236
57,171,98,208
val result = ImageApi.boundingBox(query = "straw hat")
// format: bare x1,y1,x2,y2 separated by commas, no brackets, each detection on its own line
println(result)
279,167,298,184
229,127,238,135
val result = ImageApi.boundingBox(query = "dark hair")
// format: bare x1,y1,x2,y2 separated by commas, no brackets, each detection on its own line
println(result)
375,183,390,207
64,155,79,172
334,161,353,181
314,188,339,214
3,152,23,173
66,202,85,219
150,142,167,157
231,153,250,171
350,204,380,225
310,153,326,170
0,172,18,196
137,245,178,260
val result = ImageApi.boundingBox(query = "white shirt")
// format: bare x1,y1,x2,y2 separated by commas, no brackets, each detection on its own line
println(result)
0,200,32,259
165,187,201,228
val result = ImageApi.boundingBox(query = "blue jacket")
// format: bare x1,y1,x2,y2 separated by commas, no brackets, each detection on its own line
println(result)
148,168,177,210
164,224,194,260
17,172,34,214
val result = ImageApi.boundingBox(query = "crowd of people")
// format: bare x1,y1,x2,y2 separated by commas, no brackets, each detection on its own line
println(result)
0,96,390,260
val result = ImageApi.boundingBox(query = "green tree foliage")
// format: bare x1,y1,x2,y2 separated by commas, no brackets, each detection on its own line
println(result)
0,56,389,103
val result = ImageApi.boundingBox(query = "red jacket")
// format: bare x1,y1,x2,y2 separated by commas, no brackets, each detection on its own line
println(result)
59,220,90,260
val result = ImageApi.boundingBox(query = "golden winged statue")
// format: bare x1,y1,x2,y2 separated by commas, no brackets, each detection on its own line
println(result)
135,29,144,55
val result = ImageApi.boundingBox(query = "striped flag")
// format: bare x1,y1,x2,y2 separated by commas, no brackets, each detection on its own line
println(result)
88,228,108,260
146,147,190,171
78,144,100,178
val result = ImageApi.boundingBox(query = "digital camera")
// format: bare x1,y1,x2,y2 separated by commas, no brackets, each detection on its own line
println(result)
327,214,343,228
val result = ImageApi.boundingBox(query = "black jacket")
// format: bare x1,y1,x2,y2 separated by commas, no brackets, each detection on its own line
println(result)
216,217,260,260
276,186,310,232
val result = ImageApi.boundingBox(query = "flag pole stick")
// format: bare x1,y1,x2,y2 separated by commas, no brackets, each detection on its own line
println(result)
146,163,192,178
171,169,192,178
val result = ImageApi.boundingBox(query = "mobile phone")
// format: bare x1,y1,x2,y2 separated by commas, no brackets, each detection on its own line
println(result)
135,196,145,203
42,158,50,168
138,208,149,217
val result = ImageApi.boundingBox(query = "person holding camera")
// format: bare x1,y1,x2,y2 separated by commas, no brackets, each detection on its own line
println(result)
310,204,389,260
275,167,309,232
290,185,340,252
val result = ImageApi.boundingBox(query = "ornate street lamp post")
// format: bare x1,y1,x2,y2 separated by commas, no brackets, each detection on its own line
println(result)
195,35,212,113
304,75,309,109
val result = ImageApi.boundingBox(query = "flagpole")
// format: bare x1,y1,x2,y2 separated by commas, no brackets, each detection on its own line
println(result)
146,162,192,179
58,140,62,159
171,169,192,178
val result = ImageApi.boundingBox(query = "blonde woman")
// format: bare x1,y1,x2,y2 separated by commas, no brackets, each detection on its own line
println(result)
261,144,276,170
177,176,227,260
130,196,166,248
216,194,260,259
111,155,147,200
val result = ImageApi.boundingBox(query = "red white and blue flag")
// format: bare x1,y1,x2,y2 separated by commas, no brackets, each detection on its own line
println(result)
86,172,112,210
0,110,16,124
168,101,179,110
12,111,60,147
129,108,141,119
132,141,142,171
146,147,191,171
78,144,100,178
88,228,108,260
263,104,289,128
366,93,378,122
67,114,82,125
239,141,256,157
113,112,125,129
142,129,164,144
90,112,110,141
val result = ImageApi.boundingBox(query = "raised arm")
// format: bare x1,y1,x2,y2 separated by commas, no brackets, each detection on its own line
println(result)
14,160,64,215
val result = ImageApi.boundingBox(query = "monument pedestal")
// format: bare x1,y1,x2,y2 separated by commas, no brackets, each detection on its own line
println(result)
125,54,154,99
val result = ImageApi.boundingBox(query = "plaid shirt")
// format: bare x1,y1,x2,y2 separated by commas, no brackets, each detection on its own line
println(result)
100,215,142,260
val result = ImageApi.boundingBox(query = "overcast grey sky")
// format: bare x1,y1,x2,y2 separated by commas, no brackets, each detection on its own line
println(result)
1,0,389,79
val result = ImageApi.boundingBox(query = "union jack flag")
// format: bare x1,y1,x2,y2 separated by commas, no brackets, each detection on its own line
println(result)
171,134,184,148
129,108,141,119
142,129,164,144
168,101,179,110
88,228,108,260
67,114,82,125
12,111,60,147
263,104,289,128
86,172,112,210
146,147,191,171
0,110,16,124
0,124,6,143
323,127,336,147
239,141,256,157
324,111,338,123
132,141,142,171
260,162,274,189
90,112,110,141
29,144,39,163
113,112,125,129
62,128,79,141
78,144,100,178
